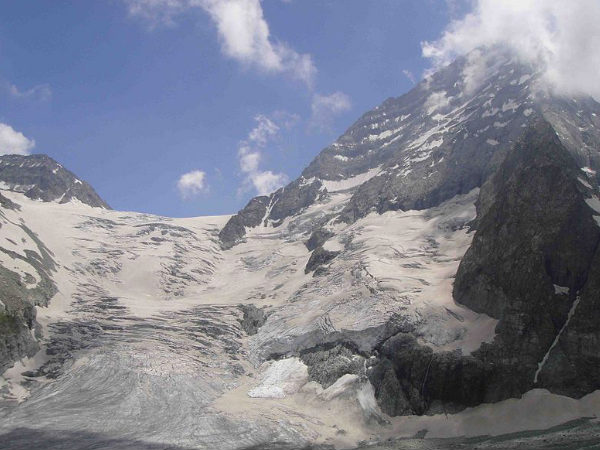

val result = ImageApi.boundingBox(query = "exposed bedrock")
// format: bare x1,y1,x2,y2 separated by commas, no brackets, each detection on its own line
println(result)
238,304,270,336
300,343,367,389
0,203,57,373
0,154,110,209
304,246,340,275
218,196,269,250
304,229,334,252
368,120,600,416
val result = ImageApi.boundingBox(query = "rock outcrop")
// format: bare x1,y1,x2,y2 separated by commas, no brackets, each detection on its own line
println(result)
367,120,600,415
0,154,109,209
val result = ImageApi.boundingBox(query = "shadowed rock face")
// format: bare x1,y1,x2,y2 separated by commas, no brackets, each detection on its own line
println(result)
0,154,109,209
304,246,339,274
218,196,269,249
454,119,600,398
367,120,600,416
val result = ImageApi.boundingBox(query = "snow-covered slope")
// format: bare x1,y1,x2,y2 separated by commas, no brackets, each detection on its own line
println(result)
0,183,598,449
1,48,600,449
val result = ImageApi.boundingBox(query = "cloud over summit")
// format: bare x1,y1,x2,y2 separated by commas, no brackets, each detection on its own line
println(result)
422,0,600,100
0,124,35,156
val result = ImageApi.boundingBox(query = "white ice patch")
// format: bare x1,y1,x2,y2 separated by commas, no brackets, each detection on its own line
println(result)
422,138,444,150
534,296,581,384
486,139,499,146
247,357,308,399
298,176,316,187
502,100,519,112
553,284,569,295
334,155,349,161
523,108,534,117
586,197,600,214
519,74,531,85
0,252,40,286
482,108,499,118
578,177,592,189
322,238,344,252
366,129,395,142
318,374,360,401
322,167,381,193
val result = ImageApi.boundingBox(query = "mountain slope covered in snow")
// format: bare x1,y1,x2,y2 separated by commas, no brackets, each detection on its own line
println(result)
1,48,600,449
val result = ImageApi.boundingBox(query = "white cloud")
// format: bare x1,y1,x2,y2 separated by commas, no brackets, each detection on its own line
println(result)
424,91,451,115
124,0,316,86
124,0,189,26
422,0,600,100
247,114,278,145
237,114,290,196
0,123,35,155
309,91,352,133
402,69,416,84
5,82,52,102
248,170,288,196
177,169,208,198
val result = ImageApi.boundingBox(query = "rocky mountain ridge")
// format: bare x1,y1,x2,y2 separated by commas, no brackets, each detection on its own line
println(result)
0,154,110,209
220,49,600,249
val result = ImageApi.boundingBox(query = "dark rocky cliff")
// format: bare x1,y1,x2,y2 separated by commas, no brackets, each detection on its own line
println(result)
367,120,600,415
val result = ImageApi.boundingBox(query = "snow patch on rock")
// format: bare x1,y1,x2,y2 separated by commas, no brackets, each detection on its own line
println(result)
248,357,309,399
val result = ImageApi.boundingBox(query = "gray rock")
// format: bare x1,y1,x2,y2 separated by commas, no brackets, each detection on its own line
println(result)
300,344,365,388
305,229,334,252
219,196,269,249
238,304,269,336
0,154,109,209
368,119,600,416
304,246,340,274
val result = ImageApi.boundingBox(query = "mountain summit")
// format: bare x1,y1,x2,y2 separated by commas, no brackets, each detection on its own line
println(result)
220,49,600,249
0,154,109,209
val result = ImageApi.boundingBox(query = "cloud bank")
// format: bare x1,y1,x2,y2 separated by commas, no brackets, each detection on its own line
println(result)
177,169,208,198
422,0,600,100
125,0,316,86
0,123,35,155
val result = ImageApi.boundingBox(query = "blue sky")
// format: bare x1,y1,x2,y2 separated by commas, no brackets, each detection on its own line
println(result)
0,1,466,216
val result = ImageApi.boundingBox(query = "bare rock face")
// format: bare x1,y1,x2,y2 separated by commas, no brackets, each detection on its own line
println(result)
0,154,110,209
454,119,600,398
0,199,57,373
367,120,600,416
304,246,339,274
218,196,269,249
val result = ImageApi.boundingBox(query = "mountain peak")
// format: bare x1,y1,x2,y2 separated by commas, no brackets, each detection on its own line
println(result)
220,48,600,248
0,154,110,209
